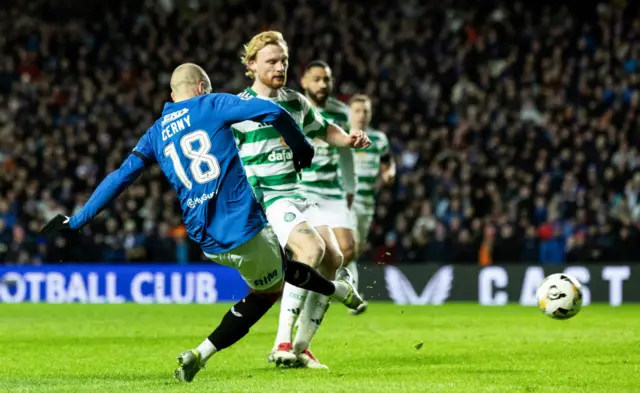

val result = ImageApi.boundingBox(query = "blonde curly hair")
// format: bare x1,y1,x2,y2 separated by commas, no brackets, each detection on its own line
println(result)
241,31,289,79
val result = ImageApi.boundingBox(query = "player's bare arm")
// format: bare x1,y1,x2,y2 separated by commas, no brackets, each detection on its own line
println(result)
322,123,371,148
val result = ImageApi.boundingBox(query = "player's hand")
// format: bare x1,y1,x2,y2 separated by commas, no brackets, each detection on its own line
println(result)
40,214,72,237
292,140,315,172
381,170,395,184
348,130,371,149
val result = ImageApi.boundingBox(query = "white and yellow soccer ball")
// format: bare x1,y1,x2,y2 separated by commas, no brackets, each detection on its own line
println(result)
536,273,583,320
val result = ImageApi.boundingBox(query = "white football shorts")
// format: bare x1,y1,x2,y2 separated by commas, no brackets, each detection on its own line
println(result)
204,225,284,291
265,198,328,247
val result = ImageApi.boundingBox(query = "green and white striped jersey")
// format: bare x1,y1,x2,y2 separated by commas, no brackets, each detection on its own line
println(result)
232,87,328,208
300,97,350,200
353,127,390,214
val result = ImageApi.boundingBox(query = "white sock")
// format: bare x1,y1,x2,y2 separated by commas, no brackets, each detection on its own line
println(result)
274,283,308,346
196,338,217,366
292,291,331,353
345,260,359,290
332,280,349,300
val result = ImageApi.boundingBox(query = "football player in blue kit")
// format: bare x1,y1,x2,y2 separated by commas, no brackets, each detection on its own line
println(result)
40,63,363,383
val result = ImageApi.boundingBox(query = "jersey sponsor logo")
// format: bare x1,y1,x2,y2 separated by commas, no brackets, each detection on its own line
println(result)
161,108,189,126
230,305,243,317
284,212,296,222
238,91,253,100
268,149,293,162
314,146,331,155
186,191,217,208
253,269,279,287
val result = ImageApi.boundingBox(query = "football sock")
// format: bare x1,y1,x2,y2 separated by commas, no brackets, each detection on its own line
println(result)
293,292,331,353
274,283,308,345
292,263,333,353
196,339,217,367
285,259,335,296
206,292,278,364
345,260,360,291
285,259,350,302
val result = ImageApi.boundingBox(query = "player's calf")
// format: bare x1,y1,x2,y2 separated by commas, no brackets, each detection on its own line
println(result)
315,225,344,278
333,227,357,266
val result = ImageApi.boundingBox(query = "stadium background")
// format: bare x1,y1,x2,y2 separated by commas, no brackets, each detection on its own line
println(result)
0,0,639,306
2,2,640,392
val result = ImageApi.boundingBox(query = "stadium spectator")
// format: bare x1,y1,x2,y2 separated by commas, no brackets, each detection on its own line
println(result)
1,0,640,264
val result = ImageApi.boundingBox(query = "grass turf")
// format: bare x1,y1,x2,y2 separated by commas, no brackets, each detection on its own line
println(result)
0,303,638,392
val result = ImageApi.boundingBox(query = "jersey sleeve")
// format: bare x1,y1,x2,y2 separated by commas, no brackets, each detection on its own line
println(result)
299,94,328,139
132,128,156,164
216,93,311,156
213,93,281,124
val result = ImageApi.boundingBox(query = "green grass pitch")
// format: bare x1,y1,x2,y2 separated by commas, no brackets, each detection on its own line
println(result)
0,303,639,392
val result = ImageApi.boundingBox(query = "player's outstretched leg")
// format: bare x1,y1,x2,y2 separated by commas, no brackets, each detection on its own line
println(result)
174,290,280,382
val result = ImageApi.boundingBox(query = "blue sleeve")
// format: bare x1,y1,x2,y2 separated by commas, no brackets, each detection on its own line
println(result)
69,154,147,230
132,129,156,163
214,93,310,153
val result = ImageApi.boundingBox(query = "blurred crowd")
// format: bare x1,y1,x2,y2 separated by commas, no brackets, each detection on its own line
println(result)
1,0,640,265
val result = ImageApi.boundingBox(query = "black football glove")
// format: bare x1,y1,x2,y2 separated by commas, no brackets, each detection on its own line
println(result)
40,214,72,237
292,141,315,173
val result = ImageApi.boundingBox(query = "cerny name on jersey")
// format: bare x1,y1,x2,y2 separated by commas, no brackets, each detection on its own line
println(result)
162,112,192,141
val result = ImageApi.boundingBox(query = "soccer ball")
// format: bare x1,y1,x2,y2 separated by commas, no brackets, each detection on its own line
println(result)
536,273,583,320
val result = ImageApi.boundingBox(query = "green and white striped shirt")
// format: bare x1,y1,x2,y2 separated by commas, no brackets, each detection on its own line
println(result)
300,97,351,200
232,87,328,208
353,128,390,214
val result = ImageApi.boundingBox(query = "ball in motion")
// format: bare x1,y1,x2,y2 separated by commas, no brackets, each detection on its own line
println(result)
536,273,583,320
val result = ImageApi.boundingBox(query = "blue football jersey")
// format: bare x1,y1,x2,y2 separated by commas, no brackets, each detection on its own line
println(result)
69,93,312,255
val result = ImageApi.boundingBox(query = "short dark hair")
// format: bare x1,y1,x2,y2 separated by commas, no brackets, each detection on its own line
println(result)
305,60,330,72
